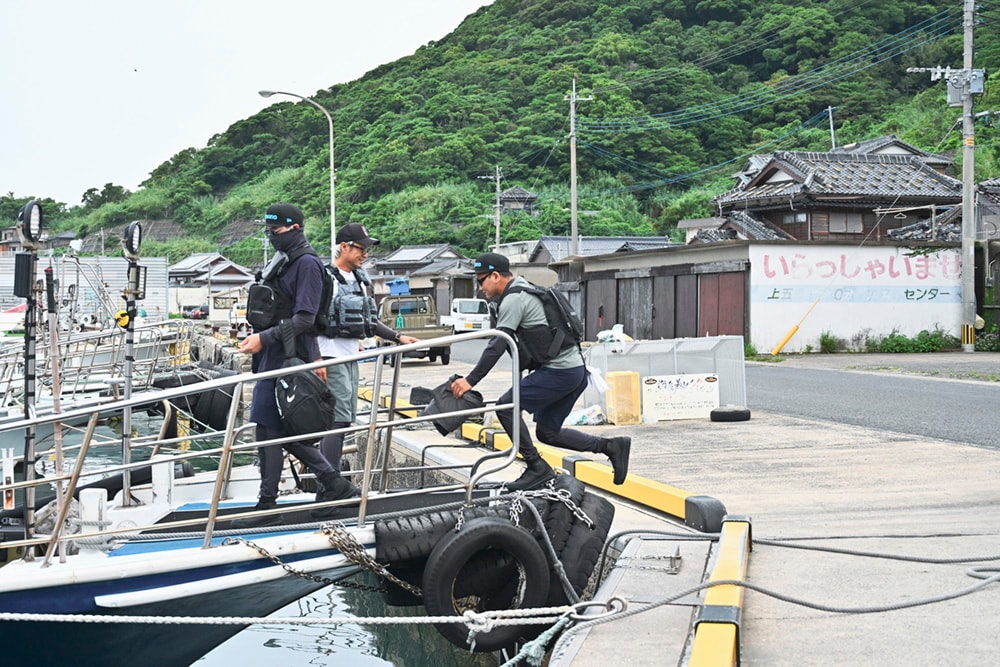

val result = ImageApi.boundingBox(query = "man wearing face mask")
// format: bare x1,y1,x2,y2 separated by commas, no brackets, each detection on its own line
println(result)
235,202,344,527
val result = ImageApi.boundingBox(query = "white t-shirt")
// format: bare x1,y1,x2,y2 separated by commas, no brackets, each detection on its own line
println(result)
317,266,365,358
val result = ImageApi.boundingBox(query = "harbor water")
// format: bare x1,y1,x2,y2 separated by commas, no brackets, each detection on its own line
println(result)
198,574,502,666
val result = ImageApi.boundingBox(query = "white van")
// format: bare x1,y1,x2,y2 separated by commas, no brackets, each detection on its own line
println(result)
440,298,491,331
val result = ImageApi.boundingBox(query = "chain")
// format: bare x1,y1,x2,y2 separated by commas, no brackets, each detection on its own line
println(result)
222,527,421,596
521,486,593,528
321,524,423,597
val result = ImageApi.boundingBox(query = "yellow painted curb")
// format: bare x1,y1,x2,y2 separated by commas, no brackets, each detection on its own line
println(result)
689,516,752,667
366,389,718,528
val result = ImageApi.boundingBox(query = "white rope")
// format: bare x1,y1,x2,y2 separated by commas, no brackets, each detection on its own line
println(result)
0,604,574,628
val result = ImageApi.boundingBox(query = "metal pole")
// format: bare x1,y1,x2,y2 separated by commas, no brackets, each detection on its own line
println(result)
568,79,580,257
494,165,501,251
961,0,976,351
45,267,67,560
259,90,335,259
565,79,592,257
121,261,138,504
827,105,837,149
21,257,37,558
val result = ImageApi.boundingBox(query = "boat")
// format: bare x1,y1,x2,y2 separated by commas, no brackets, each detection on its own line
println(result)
0,330,614,666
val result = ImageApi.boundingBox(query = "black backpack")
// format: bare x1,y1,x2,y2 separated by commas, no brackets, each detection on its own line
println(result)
504,283,585,370
321,266,378,339
273,321,335,443
246,247,333,334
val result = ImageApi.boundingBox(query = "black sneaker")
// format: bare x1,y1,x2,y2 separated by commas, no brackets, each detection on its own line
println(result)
316,476,361,503
604,436,632,485
505,458,556,491
231,500,282,528
312,477,361,518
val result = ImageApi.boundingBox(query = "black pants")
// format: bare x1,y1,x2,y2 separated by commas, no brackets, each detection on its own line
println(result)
496,364,604,461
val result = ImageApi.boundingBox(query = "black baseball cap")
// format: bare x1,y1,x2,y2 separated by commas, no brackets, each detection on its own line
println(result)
263,203,304,227
470,252,510,274
335,223,380,246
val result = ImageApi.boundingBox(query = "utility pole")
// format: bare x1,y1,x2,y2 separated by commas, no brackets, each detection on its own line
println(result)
906,0,984,352
566,78,591,257
478,166,503,251
826,106,837,149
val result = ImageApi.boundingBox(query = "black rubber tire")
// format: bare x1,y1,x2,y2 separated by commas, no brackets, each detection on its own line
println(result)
428,353,438,363
546,491,615,606
422,517,550,652
452,548,517,599
710,405,752,422
376,503,545,564
440,351,450,365
381,559,425,607
376,510,461,563
543,474,586,556
207,384,236,431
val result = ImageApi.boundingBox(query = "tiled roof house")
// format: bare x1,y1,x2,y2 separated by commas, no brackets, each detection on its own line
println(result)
707,136,963,243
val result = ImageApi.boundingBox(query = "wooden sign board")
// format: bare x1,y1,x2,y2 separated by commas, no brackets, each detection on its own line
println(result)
641,373,720,422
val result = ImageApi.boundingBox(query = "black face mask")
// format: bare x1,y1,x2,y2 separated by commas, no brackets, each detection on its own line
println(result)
268,227,307,254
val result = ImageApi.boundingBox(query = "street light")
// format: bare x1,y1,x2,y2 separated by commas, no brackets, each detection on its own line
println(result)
259,89,336,259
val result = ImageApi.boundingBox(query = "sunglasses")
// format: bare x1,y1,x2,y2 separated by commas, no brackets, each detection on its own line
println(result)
347,242,369,255
475,272,493,286
264,225,291,237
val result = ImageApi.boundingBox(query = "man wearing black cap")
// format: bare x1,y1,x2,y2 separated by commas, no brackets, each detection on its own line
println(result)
450,252,631,490
314,223,418,501
236,203,345,526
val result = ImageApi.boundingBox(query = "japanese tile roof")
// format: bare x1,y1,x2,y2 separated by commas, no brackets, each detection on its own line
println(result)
500,185,538,201
715,151,962,207
687,211,794,244
829,134,951,167
725,210,795,241
690,228,739,244
677,216,727,230
530,235,676,261
886,216,962,242
409,258,475,277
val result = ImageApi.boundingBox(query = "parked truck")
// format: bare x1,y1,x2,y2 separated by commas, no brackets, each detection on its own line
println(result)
377,294,454,365
439,297,491,332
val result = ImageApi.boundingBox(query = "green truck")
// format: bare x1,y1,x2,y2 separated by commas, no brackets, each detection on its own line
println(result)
377,294,454,365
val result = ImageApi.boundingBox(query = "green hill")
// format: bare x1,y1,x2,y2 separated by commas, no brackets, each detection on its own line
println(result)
7,0,1000,263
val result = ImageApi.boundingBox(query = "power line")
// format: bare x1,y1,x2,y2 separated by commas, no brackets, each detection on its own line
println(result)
581,9,959,133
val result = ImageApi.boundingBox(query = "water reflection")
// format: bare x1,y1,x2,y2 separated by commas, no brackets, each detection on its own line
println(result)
199,573,501,666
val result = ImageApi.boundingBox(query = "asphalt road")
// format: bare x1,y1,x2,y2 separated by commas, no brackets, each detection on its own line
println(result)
450,338,1000,451
745,364,1000,450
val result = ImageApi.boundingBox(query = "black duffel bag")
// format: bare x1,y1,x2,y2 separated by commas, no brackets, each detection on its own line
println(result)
419,374,484,436
274,322,335,443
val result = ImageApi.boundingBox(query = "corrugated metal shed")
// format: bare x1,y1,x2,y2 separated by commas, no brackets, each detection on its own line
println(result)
0,255,170,318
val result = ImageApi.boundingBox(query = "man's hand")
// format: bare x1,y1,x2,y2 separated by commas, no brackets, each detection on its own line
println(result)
399,335,419,345
239,333,263,354
314,363,327,383
450,376,472,399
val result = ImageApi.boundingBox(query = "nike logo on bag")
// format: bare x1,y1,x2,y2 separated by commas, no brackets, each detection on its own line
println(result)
286,392,296,402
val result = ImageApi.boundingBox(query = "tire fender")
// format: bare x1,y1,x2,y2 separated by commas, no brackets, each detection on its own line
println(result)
422,517,550,652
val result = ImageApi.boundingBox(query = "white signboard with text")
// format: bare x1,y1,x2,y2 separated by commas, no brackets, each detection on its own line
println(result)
749,245,962,353
641,373,720,422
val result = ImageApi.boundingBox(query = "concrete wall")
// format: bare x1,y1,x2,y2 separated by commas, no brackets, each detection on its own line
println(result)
749,245,962,352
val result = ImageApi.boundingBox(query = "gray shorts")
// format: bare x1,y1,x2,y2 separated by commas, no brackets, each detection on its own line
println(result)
326,361,359,423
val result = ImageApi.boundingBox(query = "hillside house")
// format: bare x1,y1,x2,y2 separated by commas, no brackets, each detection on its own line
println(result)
708,136,963,243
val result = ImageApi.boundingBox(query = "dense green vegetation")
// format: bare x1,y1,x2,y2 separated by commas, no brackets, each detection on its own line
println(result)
6,0,1000,263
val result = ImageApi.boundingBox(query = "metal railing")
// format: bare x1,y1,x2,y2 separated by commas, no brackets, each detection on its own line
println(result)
0,328,522,564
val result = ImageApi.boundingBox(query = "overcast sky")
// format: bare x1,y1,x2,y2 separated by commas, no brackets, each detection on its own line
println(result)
1,0,492,207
